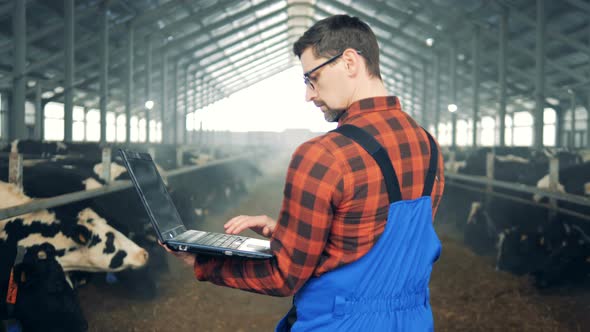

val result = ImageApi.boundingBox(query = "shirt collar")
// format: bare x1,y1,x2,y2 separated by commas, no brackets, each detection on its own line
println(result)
338,96,399,125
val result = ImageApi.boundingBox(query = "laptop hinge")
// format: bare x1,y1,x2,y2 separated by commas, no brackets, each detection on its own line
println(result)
162,225,187,240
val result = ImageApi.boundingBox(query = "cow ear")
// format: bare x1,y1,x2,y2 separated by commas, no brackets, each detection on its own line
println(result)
78,233,88,245
73,225,93,246
37,250,47,260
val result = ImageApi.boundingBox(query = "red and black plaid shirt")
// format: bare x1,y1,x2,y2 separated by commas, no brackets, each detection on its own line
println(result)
194,96,445,296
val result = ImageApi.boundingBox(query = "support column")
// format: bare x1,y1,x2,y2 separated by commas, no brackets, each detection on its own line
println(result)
161,50,167,144
556,108,564,147
472,25,481,148
145,36,152,143
83,107,88,141
587,95,590,147
534,0,546,148
410,68,416,117
11,0,26,140
499,7,508,147
125,26,134,144
99,4,109,144
34,83,43,140
64,0,74,142
450,45,458,149
421,61,427,127
570,92,576,147
184,66,189,145
173,60,179,145
434,53,441,138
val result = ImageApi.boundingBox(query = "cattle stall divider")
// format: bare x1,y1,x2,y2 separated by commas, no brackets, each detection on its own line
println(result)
8,152,22,190
0,154,254,221
101,147,111,183
445,156,590,223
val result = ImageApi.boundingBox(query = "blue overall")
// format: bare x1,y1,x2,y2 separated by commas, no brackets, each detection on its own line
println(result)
276,125,441,331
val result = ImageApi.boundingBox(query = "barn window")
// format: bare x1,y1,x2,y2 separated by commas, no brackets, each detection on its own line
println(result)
456,119,469,147
480,116,495,146
106,112,116,142
138,118,147,142
504,114,513,146
186,112,194,131
44,102,64,141
156,121,162,143
85,109,100,142
72,106,85,141
563,107,587,148
512,111,533,146
149,120,158,142
24,101,35,125
543,108,556,147
116,114,126,142
437,122,451,146
130,116,139,142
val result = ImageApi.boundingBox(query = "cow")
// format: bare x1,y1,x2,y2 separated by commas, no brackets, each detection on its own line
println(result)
463,202,498,256
495,225,548,276
534,161,590,203
0,181,149,273
496,220,590,288
0,158,171,300
2,139,68,158
0,181,148,330
3,243,88,332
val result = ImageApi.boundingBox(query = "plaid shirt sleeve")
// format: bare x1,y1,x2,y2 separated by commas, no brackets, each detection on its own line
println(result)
193,139,343,297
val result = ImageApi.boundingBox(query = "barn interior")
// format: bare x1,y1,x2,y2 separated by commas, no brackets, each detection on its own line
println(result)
0,0,590,331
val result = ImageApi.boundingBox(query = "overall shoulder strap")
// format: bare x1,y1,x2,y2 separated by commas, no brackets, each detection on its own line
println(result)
331,124,402,203
421,128,439,197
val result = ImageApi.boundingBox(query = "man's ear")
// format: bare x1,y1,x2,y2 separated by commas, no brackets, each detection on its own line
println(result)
342,49,361,76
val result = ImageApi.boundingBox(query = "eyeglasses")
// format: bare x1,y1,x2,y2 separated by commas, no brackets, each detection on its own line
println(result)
303,50,363,90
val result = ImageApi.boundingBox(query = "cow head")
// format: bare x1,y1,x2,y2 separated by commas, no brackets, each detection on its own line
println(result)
51,208,149,272
496,227,548,275
533,174,566,202
4,208,149,273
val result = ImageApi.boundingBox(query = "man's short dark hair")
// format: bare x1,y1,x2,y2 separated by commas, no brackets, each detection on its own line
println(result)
293,15,381,80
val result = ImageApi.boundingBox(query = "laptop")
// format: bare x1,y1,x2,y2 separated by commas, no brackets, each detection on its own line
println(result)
119,149,273,259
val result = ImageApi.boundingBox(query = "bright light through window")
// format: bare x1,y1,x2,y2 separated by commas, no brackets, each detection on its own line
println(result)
193,66,337,133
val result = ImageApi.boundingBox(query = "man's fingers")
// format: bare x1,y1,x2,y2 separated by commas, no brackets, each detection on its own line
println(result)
226,219,255,235
224,215,247,229
158,240,174,253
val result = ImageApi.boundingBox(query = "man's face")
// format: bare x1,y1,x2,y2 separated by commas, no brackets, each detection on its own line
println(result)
300,48,350,122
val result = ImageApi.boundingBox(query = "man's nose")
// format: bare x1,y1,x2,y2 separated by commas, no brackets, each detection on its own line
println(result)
305,85,317,102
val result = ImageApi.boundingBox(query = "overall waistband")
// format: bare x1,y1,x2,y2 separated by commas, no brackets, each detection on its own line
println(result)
332,291,430,318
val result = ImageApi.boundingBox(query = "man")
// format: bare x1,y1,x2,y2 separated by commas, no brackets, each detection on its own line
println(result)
165,14,445,331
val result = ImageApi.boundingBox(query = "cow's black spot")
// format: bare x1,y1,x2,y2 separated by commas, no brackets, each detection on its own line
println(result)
103,232,115,254
24,243,66,257
3,218,62,244
109,250,127,269
89,234,102,248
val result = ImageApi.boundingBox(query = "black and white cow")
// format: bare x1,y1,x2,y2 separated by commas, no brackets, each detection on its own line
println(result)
0,181,149,273
4,243,88,332
0,158,171,300
463,202,498,256
496,220,590,287
3,139,68,158
0,181,148,329
534,161,590,203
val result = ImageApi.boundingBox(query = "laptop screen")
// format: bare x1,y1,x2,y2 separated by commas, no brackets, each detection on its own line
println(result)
125,154,185,236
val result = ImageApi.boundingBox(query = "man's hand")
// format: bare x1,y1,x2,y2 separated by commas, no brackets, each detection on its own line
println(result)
224,215,277,238
158,241,196,268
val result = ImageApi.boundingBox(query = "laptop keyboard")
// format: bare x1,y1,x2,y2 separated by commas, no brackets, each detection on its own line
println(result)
179,232,246,250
